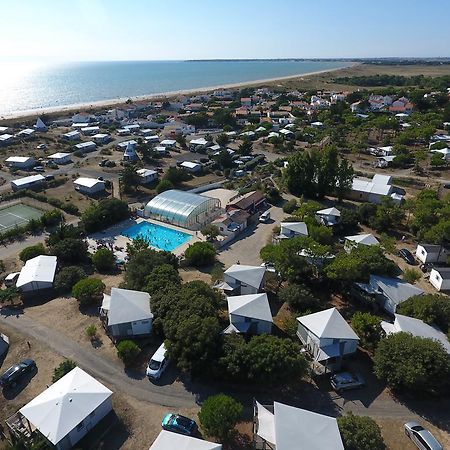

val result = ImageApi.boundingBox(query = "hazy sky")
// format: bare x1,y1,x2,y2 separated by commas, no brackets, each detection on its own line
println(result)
1,0,449,62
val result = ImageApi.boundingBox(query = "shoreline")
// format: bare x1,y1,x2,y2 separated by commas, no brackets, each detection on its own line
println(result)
0,63,357,122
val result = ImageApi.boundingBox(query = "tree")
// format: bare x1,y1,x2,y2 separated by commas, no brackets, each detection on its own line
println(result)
92,248,116,272
351,312,382,350
282,199,298,214
125,248,178,290
145,264,181,296
219,334,308,384
238,139,253,156
337,414,386,450
199,394,243,441
120,164,140,193
336,159,354,201
50,238,88,264
337,208,359,234
279,283,320,313
52,359,76,382
116,340,140,365
215,149,234,169
19,243,46,262
369,199,405,232
397,294,450,332
156,178,174,194
374,332,450,394
81,198,129,232
126,235,150,257
430,152,446,167
216,133,229,147
201,224,220,241
72,278,105,305
40,209,63,227
185,242,216,267
54,266,87,294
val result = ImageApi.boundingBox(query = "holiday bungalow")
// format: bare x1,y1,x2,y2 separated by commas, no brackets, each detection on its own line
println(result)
74,177,105,195
429,267,450,292
62,130,81,141
219,264,266,296
315,207,341,226
278,222,308,239
137,168,158,184
344,233,379,251
415,243,450,264
149,431,221,450
11,174,45,191
16,255,57,294
74,141,97,153
348,174,404,204
5,156,36,169
48,152,71,165
180,161,202,174
92,133,111,144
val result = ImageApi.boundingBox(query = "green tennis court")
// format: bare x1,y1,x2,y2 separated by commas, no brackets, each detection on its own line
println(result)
0,204,44,230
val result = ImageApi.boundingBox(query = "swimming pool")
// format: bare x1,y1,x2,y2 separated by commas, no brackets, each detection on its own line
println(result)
122,221,192,252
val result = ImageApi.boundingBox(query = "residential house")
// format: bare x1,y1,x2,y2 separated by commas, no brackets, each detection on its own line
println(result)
211,209,250,237
315,207,340,226
415,244,450,264
349,174,404,204
219,264,266,296
429,267,450,291
149,431,221,450
241,97,252,107
381,314,450,354
5,156,36,169
254,401,344,450
74,177,105,195
278,222,308,239
61,130,81,141
6,367,112,450
100,288,153,339
224,293,272,335
389,97,413,114
136,168,158,184
74,141,97,153
344,233,380,251
354,275,423,314
11,174,45,191
296,307,359,371
48,152,71,165
16,255,57,293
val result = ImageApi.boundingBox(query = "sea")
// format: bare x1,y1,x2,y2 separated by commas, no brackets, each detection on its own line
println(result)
0,60,351,117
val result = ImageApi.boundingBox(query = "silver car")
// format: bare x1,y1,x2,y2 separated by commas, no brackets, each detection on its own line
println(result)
330,371,364,392
404,422,443,450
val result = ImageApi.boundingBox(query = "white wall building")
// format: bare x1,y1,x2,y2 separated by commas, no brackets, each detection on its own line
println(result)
415,244,450,264
11,174,45,191
16,255,57,293
74,177,105,195
180,161,202,173
222,264,266,295
429,267,450,291
5,156,36,169
149,431,221,450
137,168,158,184
48,152,71,165
74,141,97,153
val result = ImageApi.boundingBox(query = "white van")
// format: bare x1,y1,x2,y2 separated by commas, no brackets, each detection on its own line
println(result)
259,210,270,223
146,343,168,380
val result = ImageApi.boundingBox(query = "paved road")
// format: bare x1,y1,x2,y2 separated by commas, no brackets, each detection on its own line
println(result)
0,311,199,408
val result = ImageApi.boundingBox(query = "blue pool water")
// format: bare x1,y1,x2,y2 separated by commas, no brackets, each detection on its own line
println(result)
122,221,191,252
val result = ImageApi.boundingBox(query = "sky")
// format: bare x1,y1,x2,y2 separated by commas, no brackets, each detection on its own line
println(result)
1,0,450,62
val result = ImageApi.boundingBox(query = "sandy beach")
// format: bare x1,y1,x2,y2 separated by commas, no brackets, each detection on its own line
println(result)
0,63,357,123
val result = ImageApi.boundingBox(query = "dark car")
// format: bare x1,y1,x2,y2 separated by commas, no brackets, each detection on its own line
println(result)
330,372,365,392
399,248,415,265
0,359,36,388
162,413,198,436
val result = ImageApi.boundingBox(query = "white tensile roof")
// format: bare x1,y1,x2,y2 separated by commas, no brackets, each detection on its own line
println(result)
381,314,450,354
35,117,47,129
316,207,341,217
74,177,104,188
225,264,266,289
149,430,221,450
345,233,380,246
256,401,344,450
297,307,359,341
227,293,272,323
16,255,57,288
20,367,112,446
107,287,152,326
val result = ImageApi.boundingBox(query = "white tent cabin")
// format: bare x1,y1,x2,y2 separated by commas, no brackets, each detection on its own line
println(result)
34,117,48,132
16,255,57,293
123,142,138,162
149,430,221,450
8,367,112,450
221,264,266,295
74,177,105,195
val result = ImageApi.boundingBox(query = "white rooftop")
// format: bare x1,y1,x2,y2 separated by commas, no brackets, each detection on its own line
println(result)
16,255,57,288
345,233,380,246
149,430,221,450
280,222,308,237
107,287,152,326
11,174,45,187
6,156,33,163
181,161,201,169
137,168,157,177
74,177,104,188
227,293,272,323
190,138,208,146
381,314,450,354
316,207,341,217
224,264,266,290
20,367,112,446
48,152,70,159
297,307,359,341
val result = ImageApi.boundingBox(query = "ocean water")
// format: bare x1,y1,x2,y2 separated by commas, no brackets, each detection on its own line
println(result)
0,60,351,116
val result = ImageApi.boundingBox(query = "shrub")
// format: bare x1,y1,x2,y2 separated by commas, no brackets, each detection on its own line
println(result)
117,340,140,365
72,278,105,304
92,248,116,272
282,198,298,214
52,359,76,382
85,324,97,340
19,243,46,262
50,238,88,264
40,209,63,227
199,394,243,441
145,264,181,295
54,266,87,293
155,179,174,194
279,283,320,313
337,414,386,450
184,242,216,267
403,268,421,284
374,332,450,394
351,312,382,350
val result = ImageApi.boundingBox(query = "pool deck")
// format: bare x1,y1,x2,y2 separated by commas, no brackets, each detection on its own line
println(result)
87,217,202,260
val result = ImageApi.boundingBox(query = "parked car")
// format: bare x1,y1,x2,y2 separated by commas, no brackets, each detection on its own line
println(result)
404,422,443,450
146,343,168,380
330,372,365,392
36,144,47,150
0,359,36,388
162,413,198,436
420,262,433,273
33,166,45,172
259,210,271,223
399,248,415,265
